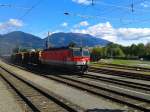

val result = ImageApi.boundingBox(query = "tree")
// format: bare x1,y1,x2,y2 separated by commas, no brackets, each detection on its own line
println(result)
137,43,145,57
91,47,103,61
12,47,28,53
145,43,150,55
114,47,125,57
13,47,19,53
20,48,28,52
68,42,77,47
120,46,130,56
106,43,125,58
145,43,150,59
130,44,138,56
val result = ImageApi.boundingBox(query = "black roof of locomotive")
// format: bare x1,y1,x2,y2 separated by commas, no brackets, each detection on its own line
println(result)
43,47,88,51
44,47,69,51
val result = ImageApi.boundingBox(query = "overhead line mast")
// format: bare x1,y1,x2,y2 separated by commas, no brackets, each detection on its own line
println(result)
47,31,51,49
131,0,134,12
92,0,94,6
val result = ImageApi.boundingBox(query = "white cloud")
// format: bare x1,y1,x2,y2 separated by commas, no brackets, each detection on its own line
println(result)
0,19,23,33
79,21,89,26
61,22,68,27
36,29,63,38
117,28,150,40
74,21,89,28
72,0,91,5
8,19,23,27
141,3,149,8
72,22,117,42
71,22,150,45
141,1,150,8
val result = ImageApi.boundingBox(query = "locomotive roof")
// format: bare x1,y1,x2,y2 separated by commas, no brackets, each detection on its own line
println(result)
44,47,88,51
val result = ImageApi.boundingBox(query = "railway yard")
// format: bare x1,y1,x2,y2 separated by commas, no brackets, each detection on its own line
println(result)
0,58,150,112
1,0,150,112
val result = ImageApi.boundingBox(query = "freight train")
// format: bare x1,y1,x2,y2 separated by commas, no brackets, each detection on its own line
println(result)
11,47,90,74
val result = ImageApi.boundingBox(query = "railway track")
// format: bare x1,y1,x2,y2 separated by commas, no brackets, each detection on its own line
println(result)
90,67,150,81
1,60,150,111
83,73,150,93
0,66,84,112
92,63,150,72
4,61,150,93
41,73,150,111
2,57,150,81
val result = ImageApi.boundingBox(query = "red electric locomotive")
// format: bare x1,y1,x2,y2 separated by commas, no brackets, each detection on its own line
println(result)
39,47,90,73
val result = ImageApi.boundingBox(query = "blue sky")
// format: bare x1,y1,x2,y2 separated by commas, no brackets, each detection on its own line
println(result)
0,0,150,45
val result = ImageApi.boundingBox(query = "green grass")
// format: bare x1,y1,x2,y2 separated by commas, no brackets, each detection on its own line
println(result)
92,59,150,69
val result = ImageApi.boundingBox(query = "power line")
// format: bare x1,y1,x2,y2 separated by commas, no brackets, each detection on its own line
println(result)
0,1,44,31
130,0,147,12
120,17,150,26
64,12,121,22
94,1,150,13
132,0,147,6
0,4,30,10
19,0,43,20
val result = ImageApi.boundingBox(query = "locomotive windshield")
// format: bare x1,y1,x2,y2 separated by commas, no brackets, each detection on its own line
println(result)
83,50,90,56
73,50,82,56
73,49,90,57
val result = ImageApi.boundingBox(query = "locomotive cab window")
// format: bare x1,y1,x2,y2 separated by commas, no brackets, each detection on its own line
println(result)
73,50,82,56
73,49,89,57
83,50,90,57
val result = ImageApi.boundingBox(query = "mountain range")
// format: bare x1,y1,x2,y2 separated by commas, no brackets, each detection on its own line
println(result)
45,32,110,47
0,31,110,55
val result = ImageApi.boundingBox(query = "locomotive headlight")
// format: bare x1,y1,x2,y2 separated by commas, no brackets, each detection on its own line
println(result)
82,61,85,64
81,60,86,64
